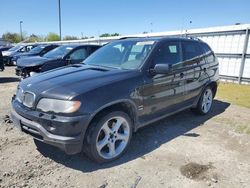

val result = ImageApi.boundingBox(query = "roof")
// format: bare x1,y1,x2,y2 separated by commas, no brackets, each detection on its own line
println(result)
117,36,204,43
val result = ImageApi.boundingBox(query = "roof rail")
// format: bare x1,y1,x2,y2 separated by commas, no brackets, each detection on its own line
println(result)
118,37,143,40
185,36,202,41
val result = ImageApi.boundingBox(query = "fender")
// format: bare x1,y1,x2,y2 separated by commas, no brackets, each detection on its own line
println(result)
85,99,138,132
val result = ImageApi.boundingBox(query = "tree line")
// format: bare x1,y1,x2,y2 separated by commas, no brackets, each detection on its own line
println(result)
1,32,120,43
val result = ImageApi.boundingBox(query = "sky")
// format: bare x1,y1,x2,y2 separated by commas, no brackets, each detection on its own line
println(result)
0,0,250,38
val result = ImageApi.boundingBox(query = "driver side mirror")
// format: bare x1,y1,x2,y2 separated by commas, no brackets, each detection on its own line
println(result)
151,64,171,74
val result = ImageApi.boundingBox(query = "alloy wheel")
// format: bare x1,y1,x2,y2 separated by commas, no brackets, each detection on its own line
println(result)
201,88,213,113
96,116,130,159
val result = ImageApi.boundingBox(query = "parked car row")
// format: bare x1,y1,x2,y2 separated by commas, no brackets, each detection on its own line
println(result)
1,43,101,77
10,37,219,163
16,44,100,78
0,50,4,71
2,44,38,66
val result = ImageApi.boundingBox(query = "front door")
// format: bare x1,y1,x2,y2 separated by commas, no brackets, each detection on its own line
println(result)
140,41,186,124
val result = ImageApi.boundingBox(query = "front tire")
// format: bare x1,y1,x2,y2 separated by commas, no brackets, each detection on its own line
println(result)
84,111,133,163
192,86,214,115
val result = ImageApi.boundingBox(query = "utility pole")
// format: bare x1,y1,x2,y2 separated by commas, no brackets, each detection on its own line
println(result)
58,0,62,40
20,21,23,41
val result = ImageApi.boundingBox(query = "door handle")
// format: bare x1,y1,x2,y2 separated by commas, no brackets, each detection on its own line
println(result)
180,72,184,78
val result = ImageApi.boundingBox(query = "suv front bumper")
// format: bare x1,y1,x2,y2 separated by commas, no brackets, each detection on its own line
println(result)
11,100,90,155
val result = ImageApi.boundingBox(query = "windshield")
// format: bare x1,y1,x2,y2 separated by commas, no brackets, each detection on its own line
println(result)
29,45,46,54
84,40,156,69
43,45,73,58
9,45,23,51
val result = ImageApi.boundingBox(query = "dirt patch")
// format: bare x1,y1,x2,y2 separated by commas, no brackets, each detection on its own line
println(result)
180,162,213,180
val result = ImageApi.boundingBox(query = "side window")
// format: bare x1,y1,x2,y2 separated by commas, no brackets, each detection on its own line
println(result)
182,42,203,60
26,46,33,52
182,41,204,66
152,41,182,68
19,47,26,52
69,48,87,60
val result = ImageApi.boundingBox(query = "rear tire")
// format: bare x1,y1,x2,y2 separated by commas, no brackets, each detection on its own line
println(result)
83,111,133,163
192,86,214,115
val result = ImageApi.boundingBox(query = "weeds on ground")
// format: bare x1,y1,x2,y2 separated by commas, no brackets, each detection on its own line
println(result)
216,83,250,109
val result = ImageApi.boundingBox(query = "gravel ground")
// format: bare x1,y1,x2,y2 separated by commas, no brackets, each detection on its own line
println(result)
0,67,250,188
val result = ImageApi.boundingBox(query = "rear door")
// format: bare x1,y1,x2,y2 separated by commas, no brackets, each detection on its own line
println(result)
181,41,209,105
141,41,186,123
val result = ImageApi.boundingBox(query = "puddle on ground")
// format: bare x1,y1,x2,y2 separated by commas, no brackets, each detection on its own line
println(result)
180,162,213,180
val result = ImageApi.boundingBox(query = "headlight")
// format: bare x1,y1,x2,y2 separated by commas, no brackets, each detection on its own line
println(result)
16,87,24,103
37,98,81,113
16,87,36,108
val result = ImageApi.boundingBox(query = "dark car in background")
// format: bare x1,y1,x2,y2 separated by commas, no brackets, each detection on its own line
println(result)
11,44,59,65
2,44,38,66
11,37,219,163
16,44,101,78
0,50,4,71
0,46,13,53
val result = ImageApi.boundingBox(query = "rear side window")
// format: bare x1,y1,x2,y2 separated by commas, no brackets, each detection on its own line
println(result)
200,42,215,63
182,41,203,61
201,43,212,53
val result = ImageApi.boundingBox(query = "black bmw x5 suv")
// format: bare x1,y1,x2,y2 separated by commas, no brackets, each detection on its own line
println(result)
11,37,219,163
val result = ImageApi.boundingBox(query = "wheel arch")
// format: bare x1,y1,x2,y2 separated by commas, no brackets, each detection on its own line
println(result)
192,80,219,108
86,99,138,134
206,80,218,98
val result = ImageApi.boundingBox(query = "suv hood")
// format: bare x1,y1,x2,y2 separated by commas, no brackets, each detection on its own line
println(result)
17,56,53,67
20,64,137,100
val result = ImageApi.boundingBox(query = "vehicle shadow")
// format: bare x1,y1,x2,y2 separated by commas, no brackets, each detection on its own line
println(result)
37,99,230,172
0,77,20,84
